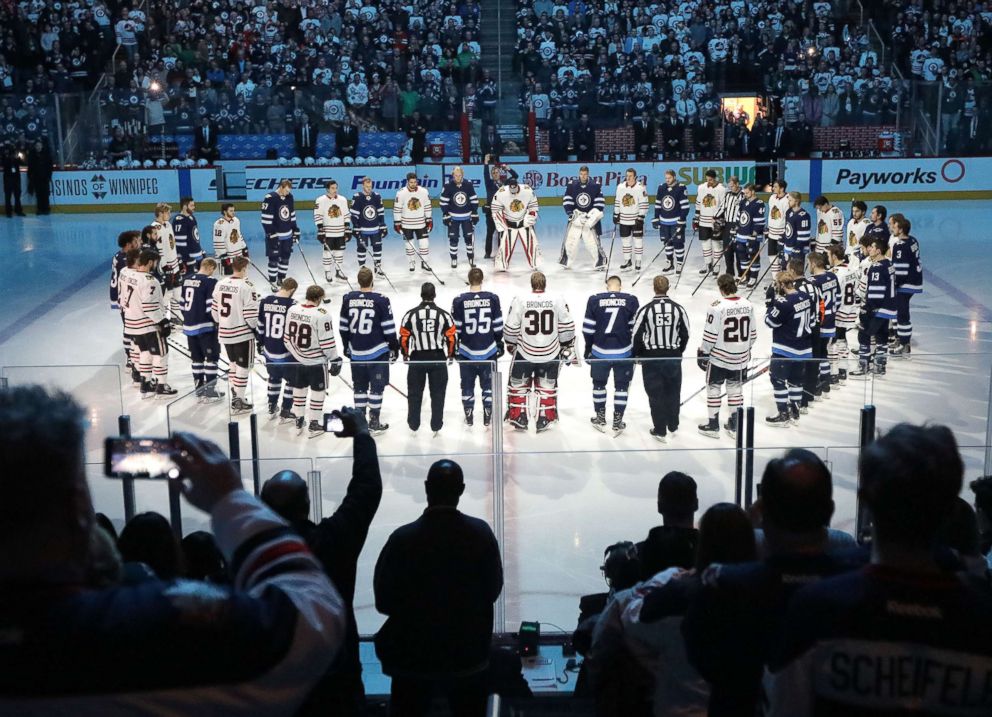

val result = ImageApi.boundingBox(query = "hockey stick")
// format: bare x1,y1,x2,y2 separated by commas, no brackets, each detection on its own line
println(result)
672,226,696,291
326,244,356,291
374,263,398,293
603,226,618,277
690,242,733,296
679,361,771,407
296,243,333,304
400,232,446,286
735,236,770,286
746,256,778,300
248,260,279,291
632,245,666,286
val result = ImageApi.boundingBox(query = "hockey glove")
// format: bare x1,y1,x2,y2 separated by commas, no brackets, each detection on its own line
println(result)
292,228,301,244
651,217,660,229
764,285,776,305
380,226,389,239
495,341,505,358
329,356,343,377
583,343,593,360
389,348,399,363
505,343,517,357
692,218,699,232
697,349,709,372
426,219,434,233
472,214,480,225
344,226,352,242
442,215,452,227
634,217,644,234
393,223,402,235
221,256,233,273
560,343,576,365
158,319,172,338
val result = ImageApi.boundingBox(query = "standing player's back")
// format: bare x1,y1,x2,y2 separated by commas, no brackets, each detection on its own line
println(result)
452,290,503,359
583,291,639,358
339,290,396,359
703,296,756,369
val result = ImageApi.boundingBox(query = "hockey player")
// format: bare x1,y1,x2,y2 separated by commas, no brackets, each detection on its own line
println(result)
439,165,479,268
784,256,822,412
782,191,812,265
111,230,141,374
120,248,177,398
393,172,433,272
583,275,639,435
351,176,387,275
812,196,844,251
651,169,690,273
697,273,755,438
852,236,896,378
888,213,922,358
400,282,457,435
172,196,204,275
338,266,399,434
846,200,869,257
766,179,790,271
734,183,766,287
181,257,223,403
865,205,890,244
313,180,350,283
212,256,260,413
213,203,248,274
827,244,858,383
452,266,504,427
613,168,650,271
491,176,540,271
764,270,814,425
261,179,299,285
694,169,726,275
285,285,343,437
257,278,299,422
152,202,182,321
503,271,575,432
560,165,606,270
807,252,839,399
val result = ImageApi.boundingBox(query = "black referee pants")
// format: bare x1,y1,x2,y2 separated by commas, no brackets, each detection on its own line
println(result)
641,358,682,435
407,358,448,432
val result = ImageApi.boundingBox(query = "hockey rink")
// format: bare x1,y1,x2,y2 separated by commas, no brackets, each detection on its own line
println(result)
0,200,989,632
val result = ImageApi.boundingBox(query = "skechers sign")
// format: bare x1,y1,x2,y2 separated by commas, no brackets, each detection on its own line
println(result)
244,166,442,201
821,158,981,194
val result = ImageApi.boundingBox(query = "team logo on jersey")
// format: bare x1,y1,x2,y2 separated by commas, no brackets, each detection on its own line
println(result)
622,194,635,207
770,206,781,220
454,191,468,206
328,205,342,218
363,205,377,220
510,199,524,212
661,195,675,211
848,230,856,246
279,206,290,221
407,198,421,210
576,192,591,209
740,213,751,227
817,219,827,234
785,223,794,239
702,194,716,208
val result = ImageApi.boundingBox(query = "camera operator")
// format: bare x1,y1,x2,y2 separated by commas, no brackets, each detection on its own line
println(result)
0,385,345,714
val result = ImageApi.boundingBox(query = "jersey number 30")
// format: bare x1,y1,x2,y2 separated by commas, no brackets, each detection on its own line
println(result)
524,309,555,335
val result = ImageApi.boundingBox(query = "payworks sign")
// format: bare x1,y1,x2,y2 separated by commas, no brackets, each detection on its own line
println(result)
819,158,985,196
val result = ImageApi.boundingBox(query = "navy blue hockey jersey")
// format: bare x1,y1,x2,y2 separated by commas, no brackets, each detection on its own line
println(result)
451,290,504,360
350,190,386,234
439,180,479,222
261,192,298,239
110,250,127,308
181,272,218,336
810,271,840,337
864,221,890,243
736,197,766,240
172,213,204,264
864,258,897,320
338,290,399,360
258,294,296,362
583,291,640,359
654,182,690,226
765,290,814,358
784,208,811,254
891,235,923,294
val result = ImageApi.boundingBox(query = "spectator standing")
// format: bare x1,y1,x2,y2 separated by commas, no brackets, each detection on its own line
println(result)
335,121,359,161
374,459,503,717
480,125,503,159
633,114,656,160
407,112,428,163
661,108,684,159
295,116,318,159
574,113,595,161
2,142,23,218
26,140,52,215
635,471,699,579
194,117,219,163
548,115,570,161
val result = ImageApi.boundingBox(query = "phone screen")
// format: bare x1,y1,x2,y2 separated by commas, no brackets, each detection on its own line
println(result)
324,413,344,433
105,437,179,479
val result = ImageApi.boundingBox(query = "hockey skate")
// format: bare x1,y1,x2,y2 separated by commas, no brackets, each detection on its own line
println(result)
279,408,298,425
594,259,607,272
140,379,157,399
619,259,633,270
408,260,416,273
535,416,553,433
508,413,528,431
308,420,325,439
662,261,675,274
698,417,720,438
765,410,792,427
267,403,279,419
155,382,177,398
611,414,626,437
201,385,224,404
745,278,757,288
295,416,306,435
483,406,492,427
698,263,714,275
724,413,738,438
849,364,872,379
590,409,607,433
464,407,474,426
334,268,348,282
369,413,389,435
231,397,253,415
890,343,911,359
325,271,334,282
374,261,386,277
451,260,458,269
649,428,667,443
790,405,801,422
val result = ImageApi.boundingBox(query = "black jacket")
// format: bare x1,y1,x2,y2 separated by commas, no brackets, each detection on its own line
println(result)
295,122,319,151
636,525,698,579
374,505,503,676
335,124,358,157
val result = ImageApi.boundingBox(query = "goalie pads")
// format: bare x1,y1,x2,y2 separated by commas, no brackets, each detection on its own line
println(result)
561,209,606,268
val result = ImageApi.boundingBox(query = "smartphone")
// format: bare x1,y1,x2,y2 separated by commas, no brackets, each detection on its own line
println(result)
323,412,344,434
105,437,180,479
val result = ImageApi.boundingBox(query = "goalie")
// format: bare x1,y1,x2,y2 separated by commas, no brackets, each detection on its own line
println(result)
491,177,540,271
559,165,606,270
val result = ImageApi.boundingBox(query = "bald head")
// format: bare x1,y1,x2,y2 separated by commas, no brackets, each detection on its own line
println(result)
425,459,465,507
261,470,310,523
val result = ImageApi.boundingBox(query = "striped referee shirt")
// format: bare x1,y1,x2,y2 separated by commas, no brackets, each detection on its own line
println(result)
721,189,743,228
400,302,457,358
631,295,690,357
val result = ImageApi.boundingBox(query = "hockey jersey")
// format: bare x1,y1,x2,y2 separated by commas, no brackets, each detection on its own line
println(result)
831,262,860,329
286,303,339,365
891,235,922,293
492,185,539,228
784,208,812,255
172,212,204,264
614,181,649,225
654,182,690,226
350,190,386,234
864,221,890,244
701,296,757,369
563,179,605,222
120,269,165,335
212,276,260,344
181,272,218,336
110,250,128,308
736,197,766,240
846,217,869,249
810,271,840,337
504,291,575,362
862,258,897,320
338,290,399,360
694,182,726,228
582,291,639,359
393,186,432,229
815,206,844,249
213,216,247,258
765,291,814,358
313,194,351,238
152,219,181,274
261,192,298,240
439,180,479,222
452,290,504,360
766,193,790,237
258,294,295,362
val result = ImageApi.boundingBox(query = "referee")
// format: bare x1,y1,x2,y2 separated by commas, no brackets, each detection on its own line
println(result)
632,276,690,442
400,282,457,434
719,176,744,276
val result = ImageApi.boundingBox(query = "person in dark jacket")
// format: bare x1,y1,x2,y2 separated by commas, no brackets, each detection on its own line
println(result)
636,471,699,578
482,155,517,259
374,459,503,717
573,113,595,161
633,115,656,160
193,117,220,163
261,406,382,717
2,142,24,217
335,121,358,160
406,112,428,163
25,140,52,215
548,115,570,161
295,117,319,158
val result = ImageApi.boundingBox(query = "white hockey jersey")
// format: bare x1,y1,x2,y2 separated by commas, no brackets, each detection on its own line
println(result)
699,295,756,370
614,181,650,225
831,262,860,329
213,216,247,258
152,219,180,274
695,183,726,228
766,193,790,237
393,186,431,229
492,185,539,229
846,217,869,250
503,291,575,362
313,194,351,238
285,303,339,365
120,269,165,335
212,276,260,344
815,205,845,249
